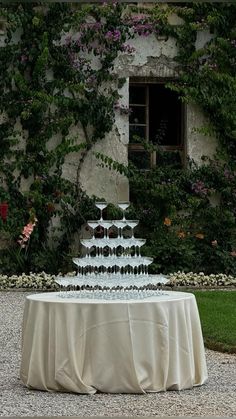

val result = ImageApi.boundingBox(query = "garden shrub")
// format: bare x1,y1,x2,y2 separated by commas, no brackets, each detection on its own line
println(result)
0,2,236,275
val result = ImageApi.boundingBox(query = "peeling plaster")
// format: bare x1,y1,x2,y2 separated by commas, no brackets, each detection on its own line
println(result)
0,23,218,204
115,79,129,145
79,131,129,203
187,103,218,165
195,30,214,50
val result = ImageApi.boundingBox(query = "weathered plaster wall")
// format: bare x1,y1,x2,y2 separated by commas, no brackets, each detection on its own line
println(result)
110,30,217,182
114,34,178,78
79,131,129,202
0,14,218,204
186,103,218,165
73,34,180,203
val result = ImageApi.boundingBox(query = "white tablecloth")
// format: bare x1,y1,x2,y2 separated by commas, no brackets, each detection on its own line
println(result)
20,291,208,394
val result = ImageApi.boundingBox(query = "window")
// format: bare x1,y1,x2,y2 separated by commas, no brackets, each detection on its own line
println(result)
129,81,185,169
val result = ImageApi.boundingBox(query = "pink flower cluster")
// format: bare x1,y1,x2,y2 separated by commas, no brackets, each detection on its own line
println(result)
20,54,28,63
191,181,208,197
126,14,155,37
105,29,121,42
224,169,236,181
18,217,38,249
70,54,90,71
121,43,136,54
133,22,153,36
114,102,132,115
208,62,218,70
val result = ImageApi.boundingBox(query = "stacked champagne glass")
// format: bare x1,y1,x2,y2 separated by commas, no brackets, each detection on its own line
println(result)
56,202,169,299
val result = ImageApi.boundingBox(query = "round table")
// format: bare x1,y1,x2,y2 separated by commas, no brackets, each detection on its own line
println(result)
20,291,208,394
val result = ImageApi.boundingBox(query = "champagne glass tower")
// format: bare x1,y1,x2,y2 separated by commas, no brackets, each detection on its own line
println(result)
56,201,169,298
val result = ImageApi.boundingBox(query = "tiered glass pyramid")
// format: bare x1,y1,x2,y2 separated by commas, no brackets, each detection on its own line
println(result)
56,202,169,297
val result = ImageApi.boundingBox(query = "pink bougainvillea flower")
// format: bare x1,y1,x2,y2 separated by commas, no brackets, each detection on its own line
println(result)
191,180,208,197
121,43,136,54
105,29,121,42
20,54,28,63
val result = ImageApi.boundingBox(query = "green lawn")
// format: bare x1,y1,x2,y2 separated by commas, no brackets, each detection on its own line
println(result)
192,290,236,353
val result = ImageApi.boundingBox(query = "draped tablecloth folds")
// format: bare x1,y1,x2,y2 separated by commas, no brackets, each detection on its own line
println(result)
20,291,208,394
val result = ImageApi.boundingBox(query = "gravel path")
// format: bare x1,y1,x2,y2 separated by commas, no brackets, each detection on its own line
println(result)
0,291,235,417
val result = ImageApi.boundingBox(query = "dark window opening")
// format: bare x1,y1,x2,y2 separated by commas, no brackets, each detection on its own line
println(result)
129,82,184,169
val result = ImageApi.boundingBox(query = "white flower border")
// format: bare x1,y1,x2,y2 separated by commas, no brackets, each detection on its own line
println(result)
0,271,235,289
169,271,236,287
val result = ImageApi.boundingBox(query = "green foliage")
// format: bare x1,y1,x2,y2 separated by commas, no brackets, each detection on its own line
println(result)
171,3,236,157
128,2,236,275
0,2,236,275
129,159,236,274
0,2,130,274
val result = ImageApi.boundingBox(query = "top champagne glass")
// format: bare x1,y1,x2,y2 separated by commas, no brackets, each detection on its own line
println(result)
95,202,107,221
118,202,130,220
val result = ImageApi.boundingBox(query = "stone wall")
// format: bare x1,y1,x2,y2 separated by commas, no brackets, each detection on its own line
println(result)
0,11,218,204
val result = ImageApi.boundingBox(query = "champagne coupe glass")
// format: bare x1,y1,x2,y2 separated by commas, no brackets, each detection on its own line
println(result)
87,221,100,240
115,220,125,238
128,220,138,238
95,202,107,221
118,202,130,221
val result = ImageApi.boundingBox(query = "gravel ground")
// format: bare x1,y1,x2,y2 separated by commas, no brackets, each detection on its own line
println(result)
0,291,235,417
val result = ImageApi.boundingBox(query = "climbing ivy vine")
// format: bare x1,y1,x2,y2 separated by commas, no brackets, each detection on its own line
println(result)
0,2,235,275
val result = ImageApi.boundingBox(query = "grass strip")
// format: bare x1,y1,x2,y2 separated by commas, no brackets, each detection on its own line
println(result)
192,290,236,353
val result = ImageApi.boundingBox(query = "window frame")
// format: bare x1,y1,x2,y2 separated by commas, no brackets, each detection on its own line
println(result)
129,78,186,168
